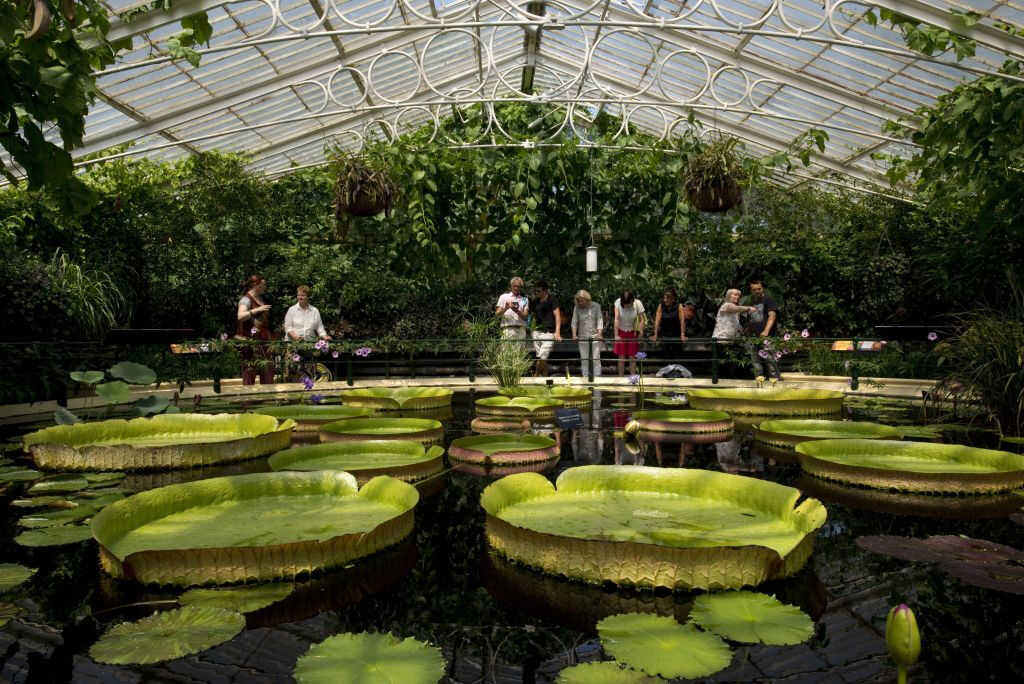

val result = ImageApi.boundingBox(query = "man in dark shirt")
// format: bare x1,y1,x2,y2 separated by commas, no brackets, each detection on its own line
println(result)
531,279,561,377
743,279,781,380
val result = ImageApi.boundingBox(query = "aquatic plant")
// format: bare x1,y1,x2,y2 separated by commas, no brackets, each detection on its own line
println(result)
251,404,375,430
89,606,245,665
632,409,733,434
475,395,564,417
319,417,443,444
179,584,295,614
596,613,732,679
886,604,921,684
269,441,444,484
293,631,444,684
337,387,453,411
556,662,653,683
755,419,901,449
449,435,559,465
0,563,35,592
689,591,814,645
687,387,844,416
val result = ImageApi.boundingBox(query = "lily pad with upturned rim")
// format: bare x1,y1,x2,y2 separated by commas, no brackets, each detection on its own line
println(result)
91,471,418,586
336,387,454,411
689,590,814,645
269,440,444,484
596,613,732,679
24,413,295,471
633,409,733,434
481,465,826,590
797,439,1024,493
755,419,900,449
470,416,532,434
499,386,593,407
475,396,565,417
555,662,655,684
89,605,245,665
251,404,376,431
319,417,443,445
687,388,843,416
449,434,559,465
293,631,445,684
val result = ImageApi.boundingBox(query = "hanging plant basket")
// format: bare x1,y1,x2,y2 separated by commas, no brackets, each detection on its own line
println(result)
685,176,743,212
334,161,396,221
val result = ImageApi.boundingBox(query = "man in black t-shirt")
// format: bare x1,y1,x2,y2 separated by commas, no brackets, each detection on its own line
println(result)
743,279,781,380
530,279,561,377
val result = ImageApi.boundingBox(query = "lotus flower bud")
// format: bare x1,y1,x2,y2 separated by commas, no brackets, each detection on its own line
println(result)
623,420,640,436
885,604,920,683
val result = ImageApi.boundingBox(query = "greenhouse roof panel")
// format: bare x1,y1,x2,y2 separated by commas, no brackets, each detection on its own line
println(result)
5,0,1021,199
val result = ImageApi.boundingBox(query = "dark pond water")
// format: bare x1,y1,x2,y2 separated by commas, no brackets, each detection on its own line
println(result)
1,389,1022,682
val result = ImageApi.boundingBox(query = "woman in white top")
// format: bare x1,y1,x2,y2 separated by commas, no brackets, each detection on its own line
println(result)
284,285,331,342
712,288,756,339
570,289,604,378
613,289,645,376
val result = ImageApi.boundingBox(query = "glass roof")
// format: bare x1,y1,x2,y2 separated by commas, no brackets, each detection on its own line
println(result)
16,0,1024,195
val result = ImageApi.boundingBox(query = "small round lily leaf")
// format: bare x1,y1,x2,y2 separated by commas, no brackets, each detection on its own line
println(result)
70,370,105,385
95,381,132,405
294,631,445,684
90,606,245,665
108,362,157,385
179,583,295,614
27,474,90,494
15,524,94,547
556,661,655,683
0,563,35,592
689,591,814,645
596,613,732,679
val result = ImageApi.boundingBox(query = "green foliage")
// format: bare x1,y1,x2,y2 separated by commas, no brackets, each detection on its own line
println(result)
689,591,814,645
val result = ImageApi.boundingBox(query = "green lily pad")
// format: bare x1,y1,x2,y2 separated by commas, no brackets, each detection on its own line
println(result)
95,381,132,405
108,362,157,385
179,584,295,614
15,524,94,547
11,496,67,508
596,613,732,679
0,602,23,627
83,472,126,485
1001,435,1024,445
0,563,35,592
895,425,946,438
27,474,90,494
0,466,42,483
90,606,245,665
556,662,654,683
135,395,171,416
293,631,445,683
19,505,98,528
689,591,814,645
71,370,105,385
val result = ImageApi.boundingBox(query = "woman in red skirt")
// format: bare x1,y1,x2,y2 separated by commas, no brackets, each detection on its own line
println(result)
613,289,646,376
236,274,275,385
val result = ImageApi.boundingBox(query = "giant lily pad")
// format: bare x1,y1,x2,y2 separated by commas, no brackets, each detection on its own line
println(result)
556,662,654,684
755,419,900,450
481,466,826,590
269,440,444,484
337,387,453,411
689,591,814,645
632,410,732,435
452,459,559,478
179,583,295,613
797,439,1024,493
471,416,532,434
24,413,295,471
475,396,564,417
449,435,559,465
687,388,844,416
91,471,418,586
0,563,35,592
500,386,593,407
320,417,443,445
251,404,376,431
596,613,732,679
293,631,445,684
89,605,245,665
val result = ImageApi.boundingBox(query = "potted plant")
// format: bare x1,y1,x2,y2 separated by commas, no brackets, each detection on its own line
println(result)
683,136,745,212
333,155,397,222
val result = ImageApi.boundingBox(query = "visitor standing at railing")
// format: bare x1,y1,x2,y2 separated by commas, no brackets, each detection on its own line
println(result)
236,274,275,386
571,289,604,377
652,286,687,361
613,289,646,376
284,285,331,342
529,279,561,377
495,276,529,341
743,278,782,380
711,288,755,340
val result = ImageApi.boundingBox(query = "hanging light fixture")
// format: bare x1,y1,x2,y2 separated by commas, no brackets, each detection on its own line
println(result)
585,148,598,272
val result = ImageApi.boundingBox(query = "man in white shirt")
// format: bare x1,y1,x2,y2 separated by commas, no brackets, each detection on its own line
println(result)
495,276,529,340
284,285,331,342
